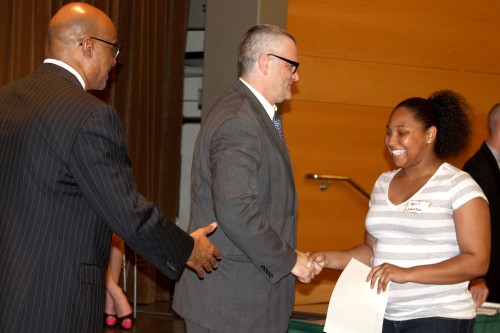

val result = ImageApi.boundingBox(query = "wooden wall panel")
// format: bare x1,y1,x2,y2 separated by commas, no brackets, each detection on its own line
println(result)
288,0,500,74
286,0,496,303
292,56,500,112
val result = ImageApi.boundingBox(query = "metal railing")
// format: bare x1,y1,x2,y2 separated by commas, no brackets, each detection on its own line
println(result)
305,174,370,199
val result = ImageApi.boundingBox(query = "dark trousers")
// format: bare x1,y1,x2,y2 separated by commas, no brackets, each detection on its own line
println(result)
382,317,475,333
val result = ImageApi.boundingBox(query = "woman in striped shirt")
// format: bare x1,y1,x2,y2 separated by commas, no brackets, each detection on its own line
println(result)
311,90,490,333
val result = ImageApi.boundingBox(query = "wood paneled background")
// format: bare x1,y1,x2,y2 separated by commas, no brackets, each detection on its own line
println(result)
285,0,500,304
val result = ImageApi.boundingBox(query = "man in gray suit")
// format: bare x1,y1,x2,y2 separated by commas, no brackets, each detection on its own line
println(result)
0,3,220,332
173,24,318,333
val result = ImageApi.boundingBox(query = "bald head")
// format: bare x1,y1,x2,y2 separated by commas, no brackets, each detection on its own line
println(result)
487,103,500,149
45,2,118,91
488,104,500,133
46,2,115,59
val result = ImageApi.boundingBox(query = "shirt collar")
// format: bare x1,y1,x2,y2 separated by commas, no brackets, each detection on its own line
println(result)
239,78,277,120
485,140,500,169
44,59,86,90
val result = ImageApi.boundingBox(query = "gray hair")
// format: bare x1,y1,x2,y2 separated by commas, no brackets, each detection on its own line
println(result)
237,24,295,77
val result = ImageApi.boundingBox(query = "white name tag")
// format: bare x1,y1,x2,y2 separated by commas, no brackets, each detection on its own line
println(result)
404,200,431,213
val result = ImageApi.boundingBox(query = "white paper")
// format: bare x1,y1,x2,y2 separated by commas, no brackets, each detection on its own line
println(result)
477,302,500,315
324,258,390,333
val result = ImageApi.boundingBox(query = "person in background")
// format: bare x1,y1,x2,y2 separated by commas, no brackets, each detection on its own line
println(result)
104,234,133,330
173,24,318,333
463,104,500,306
0,3,220,332
311,90,490,333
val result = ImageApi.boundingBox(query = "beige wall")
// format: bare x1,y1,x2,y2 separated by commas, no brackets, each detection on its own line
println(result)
285,0,498,302
202,0,288,116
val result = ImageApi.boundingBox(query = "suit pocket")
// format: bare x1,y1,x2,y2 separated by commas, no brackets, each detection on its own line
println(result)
79,263,104,285
78,263,105,330
225,254,252,262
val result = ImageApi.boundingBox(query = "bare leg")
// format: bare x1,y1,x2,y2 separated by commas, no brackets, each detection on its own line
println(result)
105,234,132,328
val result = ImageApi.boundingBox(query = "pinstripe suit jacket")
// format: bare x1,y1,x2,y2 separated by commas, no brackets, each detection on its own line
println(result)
0,63,194,333
173,80,298,332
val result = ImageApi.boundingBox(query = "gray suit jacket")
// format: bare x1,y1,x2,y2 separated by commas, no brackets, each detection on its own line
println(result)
0,63,194,333
173,80,298,332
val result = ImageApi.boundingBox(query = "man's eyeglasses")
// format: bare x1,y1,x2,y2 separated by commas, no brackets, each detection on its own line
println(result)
267,54,299,74
81,36,122,59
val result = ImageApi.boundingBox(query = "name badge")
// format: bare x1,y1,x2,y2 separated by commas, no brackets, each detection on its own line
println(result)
404,200,431,213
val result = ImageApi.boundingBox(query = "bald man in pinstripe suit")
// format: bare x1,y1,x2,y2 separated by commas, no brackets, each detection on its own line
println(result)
0,3,220,332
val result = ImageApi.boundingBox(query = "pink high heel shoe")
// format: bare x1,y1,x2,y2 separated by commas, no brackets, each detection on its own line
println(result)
104,314,117,328
117,314,134,330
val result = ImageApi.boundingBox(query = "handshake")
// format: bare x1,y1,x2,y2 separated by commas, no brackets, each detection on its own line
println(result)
292,250,325,283
184,221,326,283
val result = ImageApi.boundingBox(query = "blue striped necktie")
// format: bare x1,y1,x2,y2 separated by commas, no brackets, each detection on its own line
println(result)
272,112,287,148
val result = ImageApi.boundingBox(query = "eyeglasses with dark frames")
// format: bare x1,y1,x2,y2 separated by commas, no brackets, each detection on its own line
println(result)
80,36,122,59
267,54,299,74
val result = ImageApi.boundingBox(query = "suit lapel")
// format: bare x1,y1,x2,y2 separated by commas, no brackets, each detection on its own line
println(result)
233,80,295,185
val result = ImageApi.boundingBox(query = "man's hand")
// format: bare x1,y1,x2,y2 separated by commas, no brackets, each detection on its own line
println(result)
186,222,222,278
291,250,316,283
308,251,328,273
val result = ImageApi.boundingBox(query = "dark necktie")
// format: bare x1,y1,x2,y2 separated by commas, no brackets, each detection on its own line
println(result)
272,112,287,148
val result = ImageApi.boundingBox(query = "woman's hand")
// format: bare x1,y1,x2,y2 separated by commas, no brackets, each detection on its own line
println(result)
469,278,489,308
367,263,410,293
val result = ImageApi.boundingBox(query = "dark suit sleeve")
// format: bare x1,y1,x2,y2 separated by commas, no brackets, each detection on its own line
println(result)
69,104,193,279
